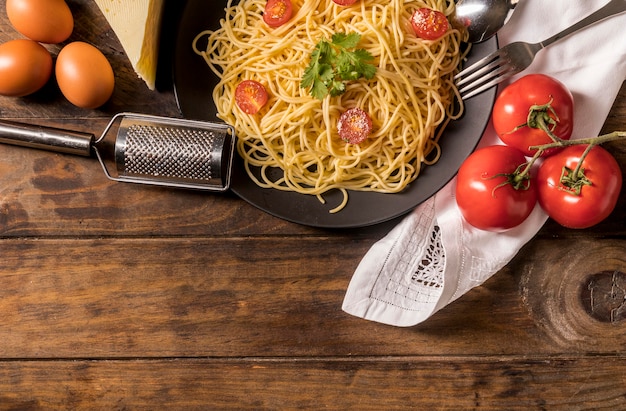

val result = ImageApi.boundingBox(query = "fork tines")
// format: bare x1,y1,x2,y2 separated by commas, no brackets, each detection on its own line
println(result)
455,49,517,100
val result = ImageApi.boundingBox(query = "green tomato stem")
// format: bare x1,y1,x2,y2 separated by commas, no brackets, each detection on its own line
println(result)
529,130,626,152
514,149,542,183
570,143,594,181
526,98,565,144
519,131,626,185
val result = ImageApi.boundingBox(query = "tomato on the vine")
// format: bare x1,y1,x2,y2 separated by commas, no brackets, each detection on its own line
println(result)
492,74,574,157
456,145,537,232
410,8,449,40
537,144,622,229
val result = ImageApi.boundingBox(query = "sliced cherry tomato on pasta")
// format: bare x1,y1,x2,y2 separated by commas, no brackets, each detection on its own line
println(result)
337,108,372,144
410,8,449,40
263,0,293,28
332,0,358,6
235,80,269,115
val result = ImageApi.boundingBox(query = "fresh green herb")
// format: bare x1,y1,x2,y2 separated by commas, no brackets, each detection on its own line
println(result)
301,32,377,100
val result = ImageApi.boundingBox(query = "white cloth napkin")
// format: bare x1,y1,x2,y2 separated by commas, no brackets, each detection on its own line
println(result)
342,0,626,327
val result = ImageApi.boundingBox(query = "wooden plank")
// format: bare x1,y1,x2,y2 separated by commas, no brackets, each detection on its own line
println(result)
0,79,623,241
0,357,624,409
0,0,623,408
0,80,624,238
0,114,399,237
510,237,626,350
0,130,624,238
1,236,625,358
0,71,623,242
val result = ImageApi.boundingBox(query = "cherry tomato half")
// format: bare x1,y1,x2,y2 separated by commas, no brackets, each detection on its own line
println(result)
337,107,373,144
537,145,622,229
456,145,537,232
263,0,293,28
493,74,574,157
410,8,449,40
332,0,358,6
235,80,269,115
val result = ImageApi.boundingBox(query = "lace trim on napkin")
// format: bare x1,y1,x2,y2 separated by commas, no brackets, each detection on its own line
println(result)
369,200,445,311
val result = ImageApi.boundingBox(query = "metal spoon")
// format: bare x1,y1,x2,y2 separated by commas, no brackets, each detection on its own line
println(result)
454,0,520,43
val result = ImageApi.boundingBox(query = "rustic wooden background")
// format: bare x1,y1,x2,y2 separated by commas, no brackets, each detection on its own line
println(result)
0,0,625,409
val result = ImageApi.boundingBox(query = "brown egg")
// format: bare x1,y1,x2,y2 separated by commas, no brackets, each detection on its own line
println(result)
0,39,53,97
55,42,115,109
6,0,74,44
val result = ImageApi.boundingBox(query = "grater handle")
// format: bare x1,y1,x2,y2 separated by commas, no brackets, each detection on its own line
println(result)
0,120,95,157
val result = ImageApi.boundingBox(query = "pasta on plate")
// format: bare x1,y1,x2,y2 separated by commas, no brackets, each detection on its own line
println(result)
193,0,466,212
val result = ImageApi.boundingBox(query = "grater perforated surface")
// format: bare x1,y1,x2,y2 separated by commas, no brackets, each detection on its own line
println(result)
122,123,219,181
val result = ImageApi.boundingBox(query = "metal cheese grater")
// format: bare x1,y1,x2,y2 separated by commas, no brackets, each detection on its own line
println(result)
0,113,235,191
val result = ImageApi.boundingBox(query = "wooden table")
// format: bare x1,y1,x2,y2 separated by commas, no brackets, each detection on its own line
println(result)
1,1,625,409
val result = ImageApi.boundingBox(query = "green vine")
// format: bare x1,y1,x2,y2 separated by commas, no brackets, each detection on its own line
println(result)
518,131,626,195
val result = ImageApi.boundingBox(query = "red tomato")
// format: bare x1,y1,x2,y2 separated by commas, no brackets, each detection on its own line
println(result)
263,0,293,28
493,74,574,157
337,107,372,144
235,80,269,114
332,0,358,5
537,145,622,229
456,145,537,232
410,8,449,40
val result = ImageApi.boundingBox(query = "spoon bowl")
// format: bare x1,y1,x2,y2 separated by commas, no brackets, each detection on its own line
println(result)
455,0,519,43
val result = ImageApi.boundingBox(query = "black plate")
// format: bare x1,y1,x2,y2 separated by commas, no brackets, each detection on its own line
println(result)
173,0,497,228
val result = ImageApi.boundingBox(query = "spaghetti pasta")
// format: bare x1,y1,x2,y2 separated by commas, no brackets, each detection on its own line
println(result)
193,0,466,213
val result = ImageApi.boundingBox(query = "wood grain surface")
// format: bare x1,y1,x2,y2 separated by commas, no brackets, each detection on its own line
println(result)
0,0,625,409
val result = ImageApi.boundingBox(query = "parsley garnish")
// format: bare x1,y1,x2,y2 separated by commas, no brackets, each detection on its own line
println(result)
301,32,377,100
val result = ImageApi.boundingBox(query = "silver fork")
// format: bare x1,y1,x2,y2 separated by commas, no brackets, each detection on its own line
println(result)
456,0,626,99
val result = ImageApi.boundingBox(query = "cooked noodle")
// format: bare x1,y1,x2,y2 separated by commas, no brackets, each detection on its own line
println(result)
193,0,466,212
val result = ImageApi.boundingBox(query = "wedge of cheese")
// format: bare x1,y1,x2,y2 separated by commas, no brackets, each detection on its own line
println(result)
94,0,165,90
